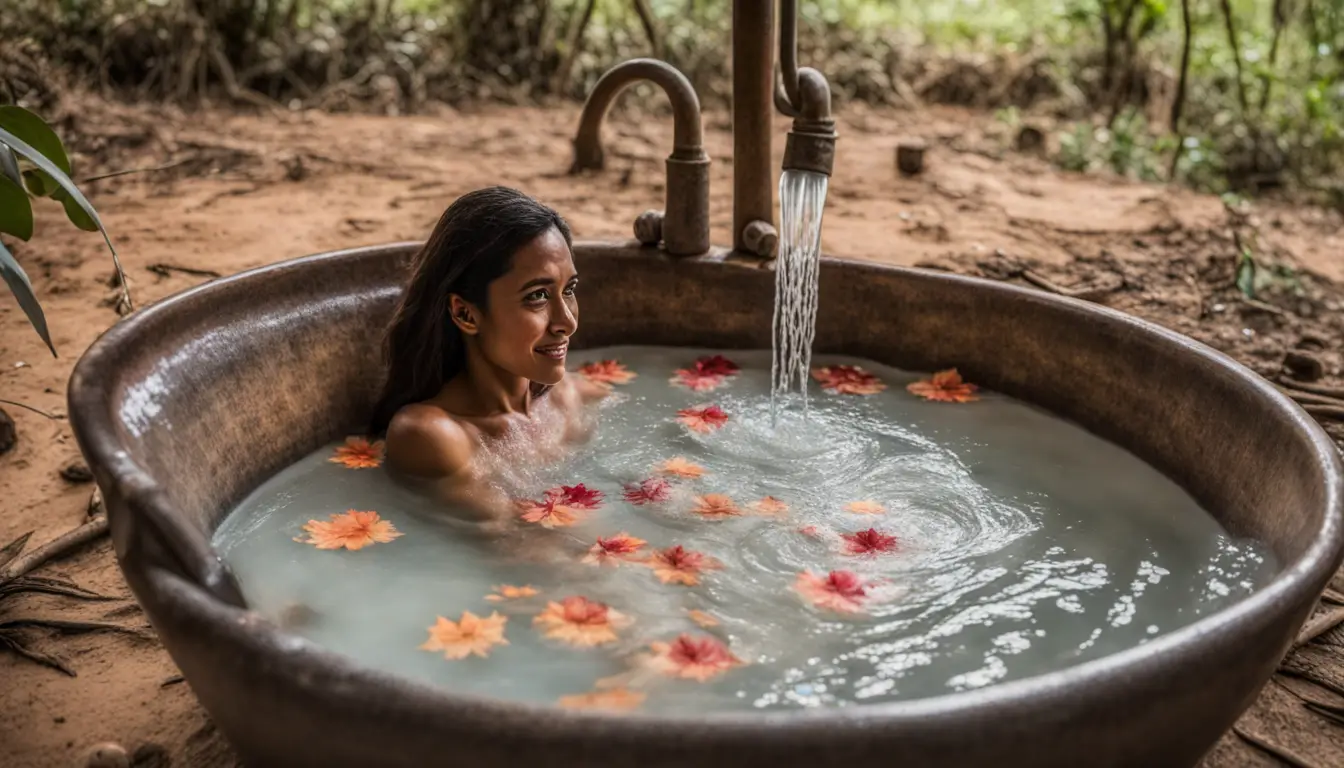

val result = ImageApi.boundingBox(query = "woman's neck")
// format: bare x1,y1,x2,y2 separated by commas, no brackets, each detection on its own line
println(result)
456,344,533,416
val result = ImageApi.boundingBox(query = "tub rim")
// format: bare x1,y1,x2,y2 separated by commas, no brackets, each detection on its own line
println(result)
68,239,1344,732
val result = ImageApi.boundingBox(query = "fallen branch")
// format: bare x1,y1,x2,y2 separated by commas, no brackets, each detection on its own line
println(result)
80,159,190,184
146,263,222,280
1279,379,1344,400
1021,269,1125,302
0,633,75,676
193,184,263,211
1275,387,1344,408
1238,296,1288,317
0,399,62,420
1302,404,1344,421
0,575,116,601
1233,725,1324,768
1293,605,1344,649
0,516,110,585
0,618,145,636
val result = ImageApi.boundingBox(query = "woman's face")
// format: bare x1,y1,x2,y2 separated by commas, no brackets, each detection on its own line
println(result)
470,227,578,386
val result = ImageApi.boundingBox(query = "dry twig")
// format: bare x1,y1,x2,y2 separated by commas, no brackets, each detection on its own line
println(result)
0,516,110,585
1233,725,1325,768
0,399,61,420
1294,605,1344,649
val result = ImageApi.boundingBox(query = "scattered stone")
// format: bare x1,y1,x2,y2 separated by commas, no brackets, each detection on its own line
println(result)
131,742,170,768
0,408,15,455
84,742,129,768
1015,125,1046,154
895,139,926,176
54,716,65,724
61,460,94,484
1284,350,1326,382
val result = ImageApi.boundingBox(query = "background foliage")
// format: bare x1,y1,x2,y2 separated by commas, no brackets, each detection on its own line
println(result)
1,0,1342,198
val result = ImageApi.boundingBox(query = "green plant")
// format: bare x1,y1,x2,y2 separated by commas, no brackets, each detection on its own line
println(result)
0,106,128,356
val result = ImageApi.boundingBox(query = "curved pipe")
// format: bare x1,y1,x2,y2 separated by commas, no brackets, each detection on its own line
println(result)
779,0,801,112
570,58,706,172
570,59,710,256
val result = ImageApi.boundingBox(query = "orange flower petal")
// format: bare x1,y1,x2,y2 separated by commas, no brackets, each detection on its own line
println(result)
518,499,582,528
811,365,887,396
645,545,722,586
658,457,706,479
844,500,886,516
687,609,720,628
534,596,632,647
329,436,384,469
676,404,729,434
485,584,540,602
557,687,646,712
419,611,509,659
691,494,741,519
906,368,980,403
297,510,402,551
578,360,637,385
646,634,742,682
622,478,671,505
751,496,789,516
582,533,648,566
794,570,871,614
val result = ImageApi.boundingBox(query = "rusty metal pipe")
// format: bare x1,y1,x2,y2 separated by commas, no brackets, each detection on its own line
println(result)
570,58,710,256
733,0,777,256
779,0,801,110
782,67,837,177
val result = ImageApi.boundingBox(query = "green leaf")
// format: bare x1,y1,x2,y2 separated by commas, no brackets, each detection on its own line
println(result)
1236,250,1256,299
0,143,20,188
0,237,56,356
0,106,71,200
0,125,120,268
0,176,34,241
54,188,97,232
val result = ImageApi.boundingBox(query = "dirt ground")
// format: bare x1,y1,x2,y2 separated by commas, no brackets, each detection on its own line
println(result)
1,97,1343,767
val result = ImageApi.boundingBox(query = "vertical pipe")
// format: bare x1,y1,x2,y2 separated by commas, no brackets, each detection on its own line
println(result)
732,0,774,254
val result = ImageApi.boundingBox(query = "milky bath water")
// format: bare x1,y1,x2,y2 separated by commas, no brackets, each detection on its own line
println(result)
213,347,1275,714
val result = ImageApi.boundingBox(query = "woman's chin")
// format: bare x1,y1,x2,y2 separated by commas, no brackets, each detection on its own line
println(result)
531,363,567,387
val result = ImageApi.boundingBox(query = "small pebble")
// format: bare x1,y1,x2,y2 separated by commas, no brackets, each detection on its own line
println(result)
54,716,65,724
61,460,94,484
84,742,129,768
1283,350,1325,382
0,408,15,455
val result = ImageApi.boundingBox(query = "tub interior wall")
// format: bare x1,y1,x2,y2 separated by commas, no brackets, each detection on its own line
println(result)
105,242,1325,569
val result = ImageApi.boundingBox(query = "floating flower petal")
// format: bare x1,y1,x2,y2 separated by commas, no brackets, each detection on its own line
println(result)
646,545,722,586
677,404,729,433
647,634,742,682
297,510,402,551
557,687,646,712
622,478,672,506
794,570,871,614
534,596,632,648
546,483,605,509
518,498,581,528
906,368,980,403
811,365,887,396
691,494,742,519
658,457,706,479
669,368,727,392
695,355,741,377
485,584,540,602
751,496,789,516
842,527,899,556
797,525,822,538
329,436,384,469
844,500,886,516
582,532,648,566
578,360,637,385
420,611,508,660
687,609,720,628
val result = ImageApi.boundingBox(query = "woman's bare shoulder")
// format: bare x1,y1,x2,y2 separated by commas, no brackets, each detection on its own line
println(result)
384,403,474,479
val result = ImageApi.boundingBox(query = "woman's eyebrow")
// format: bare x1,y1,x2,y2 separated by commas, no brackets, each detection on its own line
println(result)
518,277,555,292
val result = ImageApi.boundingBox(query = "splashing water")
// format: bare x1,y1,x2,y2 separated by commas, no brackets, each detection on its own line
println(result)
771,169,829,415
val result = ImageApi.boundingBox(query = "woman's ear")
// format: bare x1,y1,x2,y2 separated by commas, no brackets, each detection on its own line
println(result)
448,295,480,335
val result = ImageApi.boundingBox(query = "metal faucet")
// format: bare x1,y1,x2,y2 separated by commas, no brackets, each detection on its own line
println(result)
570,0,836,258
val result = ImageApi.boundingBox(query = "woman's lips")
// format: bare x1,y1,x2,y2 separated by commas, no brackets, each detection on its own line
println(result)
536,343,568,360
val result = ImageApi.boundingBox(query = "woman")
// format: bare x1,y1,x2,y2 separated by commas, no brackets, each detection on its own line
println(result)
370,186,607,527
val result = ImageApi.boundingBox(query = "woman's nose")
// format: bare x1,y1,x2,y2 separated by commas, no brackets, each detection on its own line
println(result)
551,298,577,336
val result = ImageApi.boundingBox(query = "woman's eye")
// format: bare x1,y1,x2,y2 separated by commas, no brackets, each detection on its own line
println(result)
563,283,577,297
524,289,548,303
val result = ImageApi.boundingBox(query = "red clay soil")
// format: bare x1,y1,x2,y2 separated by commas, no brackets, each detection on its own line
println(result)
1,97,1342,766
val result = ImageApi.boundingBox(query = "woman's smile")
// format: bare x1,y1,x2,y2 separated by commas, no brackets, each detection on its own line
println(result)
536,341,569,361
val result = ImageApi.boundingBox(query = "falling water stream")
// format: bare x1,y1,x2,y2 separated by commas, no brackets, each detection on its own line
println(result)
771,169,830,415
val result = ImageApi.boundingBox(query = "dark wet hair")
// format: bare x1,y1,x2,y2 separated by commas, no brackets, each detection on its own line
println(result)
369,186,572,434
